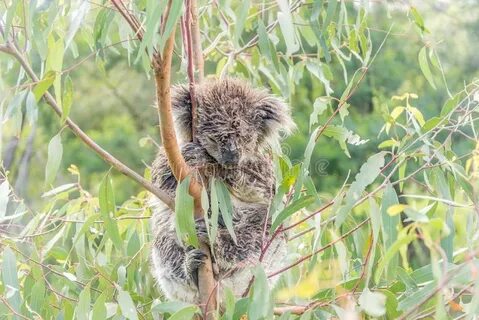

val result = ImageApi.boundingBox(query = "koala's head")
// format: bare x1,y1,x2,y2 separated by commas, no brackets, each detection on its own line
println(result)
171,78,295,166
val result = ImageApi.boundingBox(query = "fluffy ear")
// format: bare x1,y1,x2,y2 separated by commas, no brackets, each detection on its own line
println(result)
171,84,193,142
255,96,296,145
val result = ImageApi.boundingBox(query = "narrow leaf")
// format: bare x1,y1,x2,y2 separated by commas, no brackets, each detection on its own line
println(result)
45,133,63,186
418,47,436,89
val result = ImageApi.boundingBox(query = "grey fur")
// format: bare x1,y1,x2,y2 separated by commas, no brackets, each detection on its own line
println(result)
150,78,294,303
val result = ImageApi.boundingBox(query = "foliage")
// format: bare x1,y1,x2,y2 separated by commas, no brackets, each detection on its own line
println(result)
1,0,479,319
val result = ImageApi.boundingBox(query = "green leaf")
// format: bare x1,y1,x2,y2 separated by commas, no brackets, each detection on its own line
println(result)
99,173,122,250
209,178,220,246
65,1,91,48
418,47,436,89
380,184,400,280
234,0,250,46
271,195,316,231
440,93,460,117
33,70,56,102
2,247,22,315
45,133,63,187
278,10,299,56
336,152,386,227
248,266,273,319
151,301,196,315
322,125,368,158
375,233,416,284
136,0,167,61
159,0,183,53
4,0,19,42
214,180,237,244
61,76,73,123
46,35,65,107
257,19,280,72
93,8,115,50
0,181,10,220
410,7,427,33
29,280,46,314
421,116,441,133
174,176,198,247
25,91,38,125
91,292,107,320
168,305,199,320
310,97,329,130
117,289,138,320
75,284,91,320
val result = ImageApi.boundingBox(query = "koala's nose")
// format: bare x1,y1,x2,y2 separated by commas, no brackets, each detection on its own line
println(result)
221,148,240,165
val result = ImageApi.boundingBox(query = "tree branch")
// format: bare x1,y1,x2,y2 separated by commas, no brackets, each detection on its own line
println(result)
0,43,175,210
181,0,199,141
189,0,204,82
151,2,217,317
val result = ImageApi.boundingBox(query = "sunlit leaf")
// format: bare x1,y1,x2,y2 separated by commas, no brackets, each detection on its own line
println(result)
33,70,56,102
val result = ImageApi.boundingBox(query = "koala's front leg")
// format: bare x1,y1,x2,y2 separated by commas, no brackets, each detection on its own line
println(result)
151,142,217,196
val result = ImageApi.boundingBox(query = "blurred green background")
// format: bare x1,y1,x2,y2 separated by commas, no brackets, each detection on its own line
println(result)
2,0,478,205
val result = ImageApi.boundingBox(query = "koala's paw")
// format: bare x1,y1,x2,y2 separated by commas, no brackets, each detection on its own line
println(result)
184,248,207,287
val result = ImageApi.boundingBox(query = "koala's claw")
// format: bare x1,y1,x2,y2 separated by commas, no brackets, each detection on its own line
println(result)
184,248,207,287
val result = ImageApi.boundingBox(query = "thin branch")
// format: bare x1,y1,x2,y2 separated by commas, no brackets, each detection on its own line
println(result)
189,0,204,81
0,296,31,320
182,0,199,141
281,201,334,233
0,43,175,210
268,219,370,278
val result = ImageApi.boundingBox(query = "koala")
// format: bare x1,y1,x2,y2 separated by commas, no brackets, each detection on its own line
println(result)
150,78,295,303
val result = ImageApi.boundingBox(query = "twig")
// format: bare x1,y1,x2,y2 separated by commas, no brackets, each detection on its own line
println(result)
268,219,370,278
281,201,334,233
182,0,199,141
0,296,30,320
189,0,203,82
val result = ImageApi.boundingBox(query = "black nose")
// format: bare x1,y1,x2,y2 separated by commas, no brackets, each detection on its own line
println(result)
221,149,239,165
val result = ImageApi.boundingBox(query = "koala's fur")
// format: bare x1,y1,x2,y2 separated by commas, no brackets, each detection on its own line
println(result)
150,78,295,303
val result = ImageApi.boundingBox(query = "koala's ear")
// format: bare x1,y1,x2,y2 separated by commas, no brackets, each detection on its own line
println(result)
171,85,193,142
255,97,296,145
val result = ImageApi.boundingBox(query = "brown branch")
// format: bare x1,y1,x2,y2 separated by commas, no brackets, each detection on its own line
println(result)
110,0,145,42
182,0,199,141
0,43,175,210
152,2,217,317
189,0,204,82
